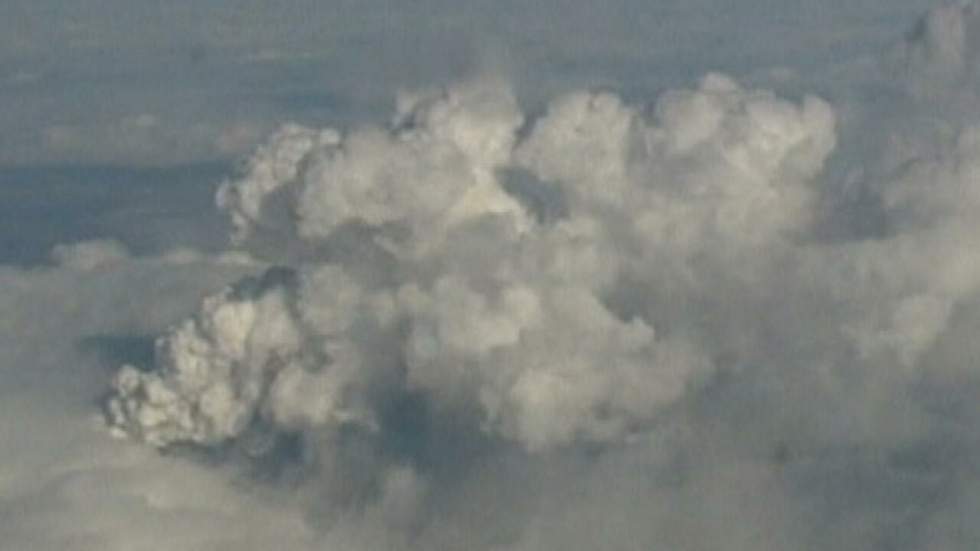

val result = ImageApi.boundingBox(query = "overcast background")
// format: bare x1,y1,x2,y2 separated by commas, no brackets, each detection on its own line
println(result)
0,0,939,164
0,0,941,264
3,2,978,550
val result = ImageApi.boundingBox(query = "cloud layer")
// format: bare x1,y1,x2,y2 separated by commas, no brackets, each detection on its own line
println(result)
8,2,980,550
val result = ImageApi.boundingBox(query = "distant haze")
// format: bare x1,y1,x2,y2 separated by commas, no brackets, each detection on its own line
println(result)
6,2,980,551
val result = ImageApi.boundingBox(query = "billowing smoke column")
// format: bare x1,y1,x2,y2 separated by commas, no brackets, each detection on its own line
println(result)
107,75,835,453
103,6,980,546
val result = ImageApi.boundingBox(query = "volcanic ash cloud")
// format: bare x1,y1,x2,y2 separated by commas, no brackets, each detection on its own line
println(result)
107,75,836,457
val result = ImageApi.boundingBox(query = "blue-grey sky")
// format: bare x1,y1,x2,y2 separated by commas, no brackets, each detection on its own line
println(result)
1,0,938,164
0,0,929,264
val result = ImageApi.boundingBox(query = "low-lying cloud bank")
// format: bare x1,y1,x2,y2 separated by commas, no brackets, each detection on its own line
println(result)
8,3,980,550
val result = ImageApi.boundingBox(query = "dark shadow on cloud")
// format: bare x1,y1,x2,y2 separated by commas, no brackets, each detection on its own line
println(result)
788,443,956,551
498,167,568,224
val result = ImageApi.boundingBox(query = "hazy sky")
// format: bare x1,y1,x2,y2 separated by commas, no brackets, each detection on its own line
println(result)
5,2,980,550
0,0,938,164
